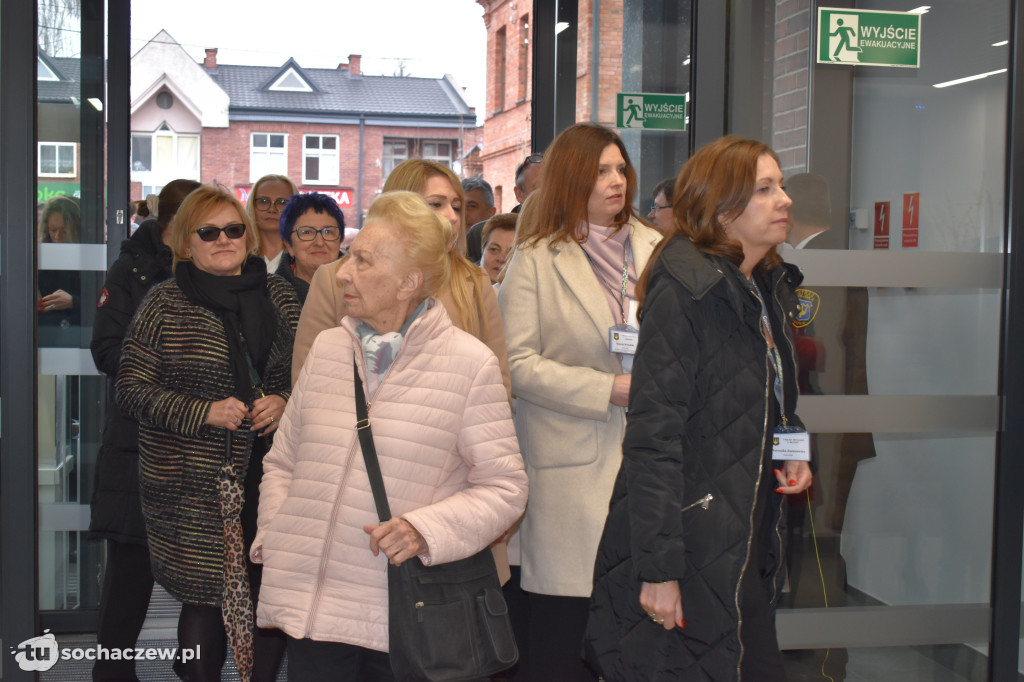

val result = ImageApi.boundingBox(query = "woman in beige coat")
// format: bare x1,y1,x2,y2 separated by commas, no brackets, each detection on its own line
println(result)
497,123,662,681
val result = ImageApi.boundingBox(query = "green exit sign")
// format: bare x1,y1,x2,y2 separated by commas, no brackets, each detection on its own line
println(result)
616,92,688,131
818,8,921,68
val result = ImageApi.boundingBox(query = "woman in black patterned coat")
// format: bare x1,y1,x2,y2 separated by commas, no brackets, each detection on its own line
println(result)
89,178,200,682
585,137,813,681
117,185,299,682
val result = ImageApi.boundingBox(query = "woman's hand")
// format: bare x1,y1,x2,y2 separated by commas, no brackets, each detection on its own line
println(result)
364,518,427,567
250,544,263,564
205,397,249,431
774,460,813,494
39,289,72,312
249,394,286,436
610,373,631,407
639,580,684,631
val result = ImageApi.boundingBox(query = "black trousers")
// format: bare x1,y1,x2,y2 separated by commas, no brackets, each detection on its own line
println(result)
286,637,395,682
93,540,154,681
512,593,596,682
173,446,287,681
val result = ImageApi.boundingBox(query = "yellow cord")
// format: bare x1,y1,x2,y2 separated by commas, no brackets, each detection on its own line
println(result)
805,487,835,682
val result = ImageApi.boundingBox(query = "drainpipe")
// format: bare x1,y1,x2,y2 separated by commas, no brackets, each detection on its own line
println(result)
358,115,365,227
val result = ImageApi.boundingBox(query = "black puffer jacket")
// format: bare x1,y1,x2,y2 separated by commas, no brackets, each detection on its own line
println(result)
585,236,804,681
88,220,171,543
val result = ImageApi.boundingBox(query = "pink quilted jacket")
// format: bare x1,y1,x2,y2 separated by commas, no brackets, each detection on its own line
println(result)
252,299,527,652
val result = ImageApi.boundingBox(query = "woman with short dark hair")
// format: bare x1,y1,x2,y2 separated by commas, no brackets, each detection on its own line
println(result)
276,192,346,304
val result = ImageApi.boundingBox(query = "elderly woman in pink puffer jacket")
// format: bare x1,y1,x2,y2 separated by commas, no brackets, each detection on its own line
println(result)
251,191,528,681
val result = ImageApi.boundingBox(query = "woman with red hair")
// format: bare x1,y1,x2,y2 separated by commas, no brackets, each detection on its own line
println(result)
585,136,812,681
498,122,663,679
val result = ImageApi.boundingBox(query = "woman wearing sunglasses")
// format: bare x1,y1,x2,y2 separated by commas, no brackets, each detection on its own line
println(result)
117,185,300,681
276,192,346,305
246,174,298,274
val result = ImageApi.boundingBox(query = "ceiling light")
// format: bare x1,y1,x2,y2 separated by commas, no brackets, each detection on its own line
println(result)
555,22,570,34
907,6,930,14
993,40,1009,47
88,97,103,111
933,68,1007,88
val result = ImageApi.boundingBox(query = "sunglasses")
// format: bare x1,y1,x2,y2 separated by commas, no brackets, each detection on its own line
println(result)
195,223,247,242
524,154,543,165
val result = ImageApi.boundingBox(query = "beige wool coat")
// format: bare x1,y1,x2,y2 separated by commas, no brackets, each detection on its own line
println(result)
497,218,662,597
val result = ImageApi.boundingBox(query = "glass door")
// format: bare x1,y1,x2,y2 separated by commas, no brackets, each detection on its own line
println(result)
36,0,106,619
763,1,1008,679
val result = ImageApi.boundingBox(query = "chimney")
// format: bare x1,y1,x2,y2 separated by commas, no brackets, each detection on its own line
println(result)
348,54,361,76
337,62,349,72
204,48,218,70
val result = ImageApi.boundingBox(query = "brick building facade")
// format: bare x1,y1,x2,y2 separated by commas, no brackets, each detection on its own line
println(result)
130,32,479,228
475,0,627,212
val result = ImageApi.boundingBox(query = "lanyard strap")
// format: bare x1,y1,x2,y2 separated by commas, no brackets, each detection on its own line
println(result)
749,279,786,421
617,239,632,324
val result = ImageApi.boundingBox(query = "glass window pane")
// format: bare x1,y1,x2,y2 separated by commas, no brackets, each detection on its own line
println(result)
270,134,285,148
306,156,319,181
155,136,173,172
253,133,267,148
57,145,74,174
323,136,337,150
131,134,152,172
177,136,198,178
306,136,319,149
40,145,57,173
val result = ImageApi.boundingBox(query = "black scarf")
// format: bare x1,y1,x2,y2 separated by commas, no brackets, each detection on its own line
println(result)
175,255,277,403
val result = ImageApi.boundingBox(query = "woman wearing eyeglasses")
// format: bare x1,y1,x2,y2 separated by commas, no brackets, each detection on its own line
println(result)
246,174,298,273
117,185,300,682
276,192,346,305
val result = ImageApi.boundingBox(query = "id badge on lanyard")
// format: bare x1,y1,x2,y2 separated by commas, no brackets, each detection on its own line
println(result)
772,424,811,461
609,298,639,354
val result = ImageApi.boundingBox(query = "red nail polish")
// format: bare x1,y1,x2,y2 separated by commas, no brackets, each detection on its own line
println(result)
773,468,781,477
775,488,783,494
789,479,796,486
679,619,685,628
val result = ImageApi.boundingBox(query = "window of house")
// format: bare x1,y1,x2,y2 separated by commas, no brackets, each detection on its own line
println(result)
303,134,339,185
422,141,453,167
38,142,76,177
269,68,313,92
494,27,507,112
250,133,288,183
131,126,199,181
382,139,409,180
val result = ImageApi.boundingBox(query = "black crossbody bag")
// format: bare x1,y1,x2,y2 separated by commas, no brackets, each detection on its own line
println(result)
353,360,518,682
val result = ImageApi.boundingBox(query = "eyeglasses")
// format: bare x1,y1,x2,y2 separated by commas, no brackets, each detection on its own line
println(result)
195,223,247,241
253,197,289,212
650,204,671,213
293,226,341,241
